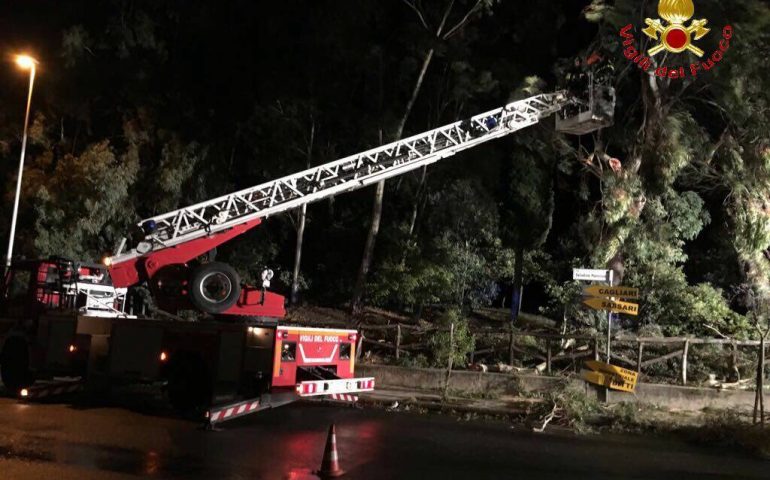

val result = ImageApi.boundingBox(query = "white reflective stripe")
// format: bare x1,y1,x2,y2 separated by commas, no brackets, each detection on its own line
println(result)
330,393,359,402
237,404,247,414
297,377,375,397
224,407,234,418
298,343,338,364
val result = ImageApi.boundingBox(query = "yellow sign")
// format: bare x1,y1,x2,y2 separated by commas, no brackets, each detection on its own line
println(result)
642,0,710,57
583,297,639,316
581,360,638,393
582,285,639,299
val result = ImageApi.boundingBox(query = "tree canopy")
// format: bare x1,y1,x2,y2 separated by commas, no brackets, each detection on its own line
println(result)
1,0,769,337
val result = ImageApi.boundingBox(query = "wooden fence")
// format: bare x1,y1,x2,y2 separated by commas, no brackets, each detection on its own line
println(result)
355,323,768,386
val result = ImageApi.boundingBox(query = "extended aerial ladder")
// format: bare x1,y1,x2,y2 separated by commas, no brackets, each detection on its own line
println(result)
105,87,613,319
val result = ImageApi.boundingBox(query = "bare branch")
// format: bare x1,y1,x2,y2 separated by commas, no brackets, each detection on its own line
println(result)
435,0,456,38
402,0,431,31
442,0,482,40
533,403,559,433
704,323,730,340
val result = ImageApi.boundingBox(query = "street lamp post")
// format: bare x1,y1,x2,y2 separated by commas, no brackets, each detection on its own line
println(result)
5,55,37,269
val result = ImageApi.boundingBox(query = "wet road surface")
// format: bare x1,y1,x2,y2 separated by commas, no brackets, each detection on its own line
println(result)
0,396,767,479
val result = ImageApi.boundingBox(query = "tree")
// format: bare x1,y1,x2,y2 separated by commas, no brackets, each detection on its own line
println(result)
744,289,770,425
350,0,498,316
496,78,563,364
570,0,769,337
290,119,316,305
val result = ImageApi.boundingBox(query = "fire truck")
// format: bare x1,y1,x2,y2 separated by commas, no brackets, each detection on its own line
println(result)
0,82,613,425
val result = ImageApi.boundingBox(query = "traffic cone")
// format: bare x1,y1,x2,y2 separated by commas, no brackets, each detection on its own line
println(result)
316,423,345,478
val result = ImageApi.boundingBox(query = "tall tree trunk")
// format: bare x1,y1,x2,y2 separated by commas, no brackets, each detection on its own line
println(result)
290,203,307,305
399,165,428,266
350,49,436,315
754,333,767,427
351,177,385,315
511,244,524,321
350,0,464,315
290,120,315,306
509,244,524,365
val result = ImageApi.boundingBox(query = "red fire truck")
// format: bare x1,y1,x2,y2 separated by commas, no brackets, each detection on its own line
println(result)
0,86,611,425
0,258,373,425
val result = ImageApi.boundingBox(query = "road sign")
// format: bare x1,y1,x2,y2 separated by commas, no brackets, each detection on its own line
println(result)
581,360,638,392
582,285,640,299
583,297,639,316
573,268,611,282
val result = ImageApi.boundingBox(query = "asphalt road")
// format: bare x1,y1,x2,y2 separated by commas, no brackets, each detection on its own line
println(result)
0,396,767,480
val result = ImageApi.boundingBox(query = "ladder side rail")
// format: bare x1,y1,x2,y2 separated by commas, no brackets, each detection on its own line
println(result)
142,91,565,231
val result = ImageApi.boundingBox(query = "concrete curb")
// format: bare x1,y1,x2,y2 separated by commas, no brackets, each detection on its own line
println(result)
357,364,758,412
357,389,531,417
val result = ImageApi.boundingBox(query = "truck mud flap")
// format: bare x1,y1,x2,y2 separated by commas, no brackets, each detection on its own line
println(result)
19,378,85,401
325,393,359,403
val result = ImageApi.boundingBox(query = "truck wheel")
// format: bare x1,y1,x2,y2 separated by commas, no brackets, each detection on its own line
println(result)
167,353,212,415
189,262,242,313
1,338,33,394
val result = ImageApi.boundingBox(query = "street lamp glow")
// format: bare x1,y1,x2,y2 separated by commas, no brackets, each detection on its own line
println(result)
15,54,36,70
5,54,38,269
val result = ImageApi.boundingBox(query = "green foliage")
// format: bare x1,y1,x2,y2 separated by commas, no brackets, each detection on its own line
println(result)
428,309,475,368
2,0,770,341
369,254,455,308
370,179,511,310
631,266,748,336
546,383,602,433
395,352,430,369
153,138,208,214
32,138,139,259
501,79,558,253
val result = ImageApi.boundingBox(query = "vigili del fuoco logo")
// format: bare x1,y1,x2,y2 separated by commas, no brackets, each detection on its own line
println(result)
619,0,733,79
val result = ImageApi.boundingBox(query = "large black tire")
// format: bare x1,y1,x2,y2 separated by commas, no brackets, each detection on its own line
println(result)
188,262,242,314
166,352,212,415
1,338,34,394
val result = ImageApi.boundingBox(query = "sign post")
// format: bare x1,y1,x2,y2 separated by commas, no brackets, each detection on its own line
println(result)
606,270,613,364
573,268,614,363
574,268,642,397
574,269,642,364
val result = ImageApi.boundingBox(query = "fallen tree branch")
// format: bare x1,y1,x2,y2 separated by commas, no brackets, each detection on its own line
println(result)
533,403,560,433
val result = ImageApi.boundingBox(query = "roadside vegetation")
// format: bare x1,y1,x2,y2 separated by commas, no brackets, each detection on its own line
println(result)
523,383,770,458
